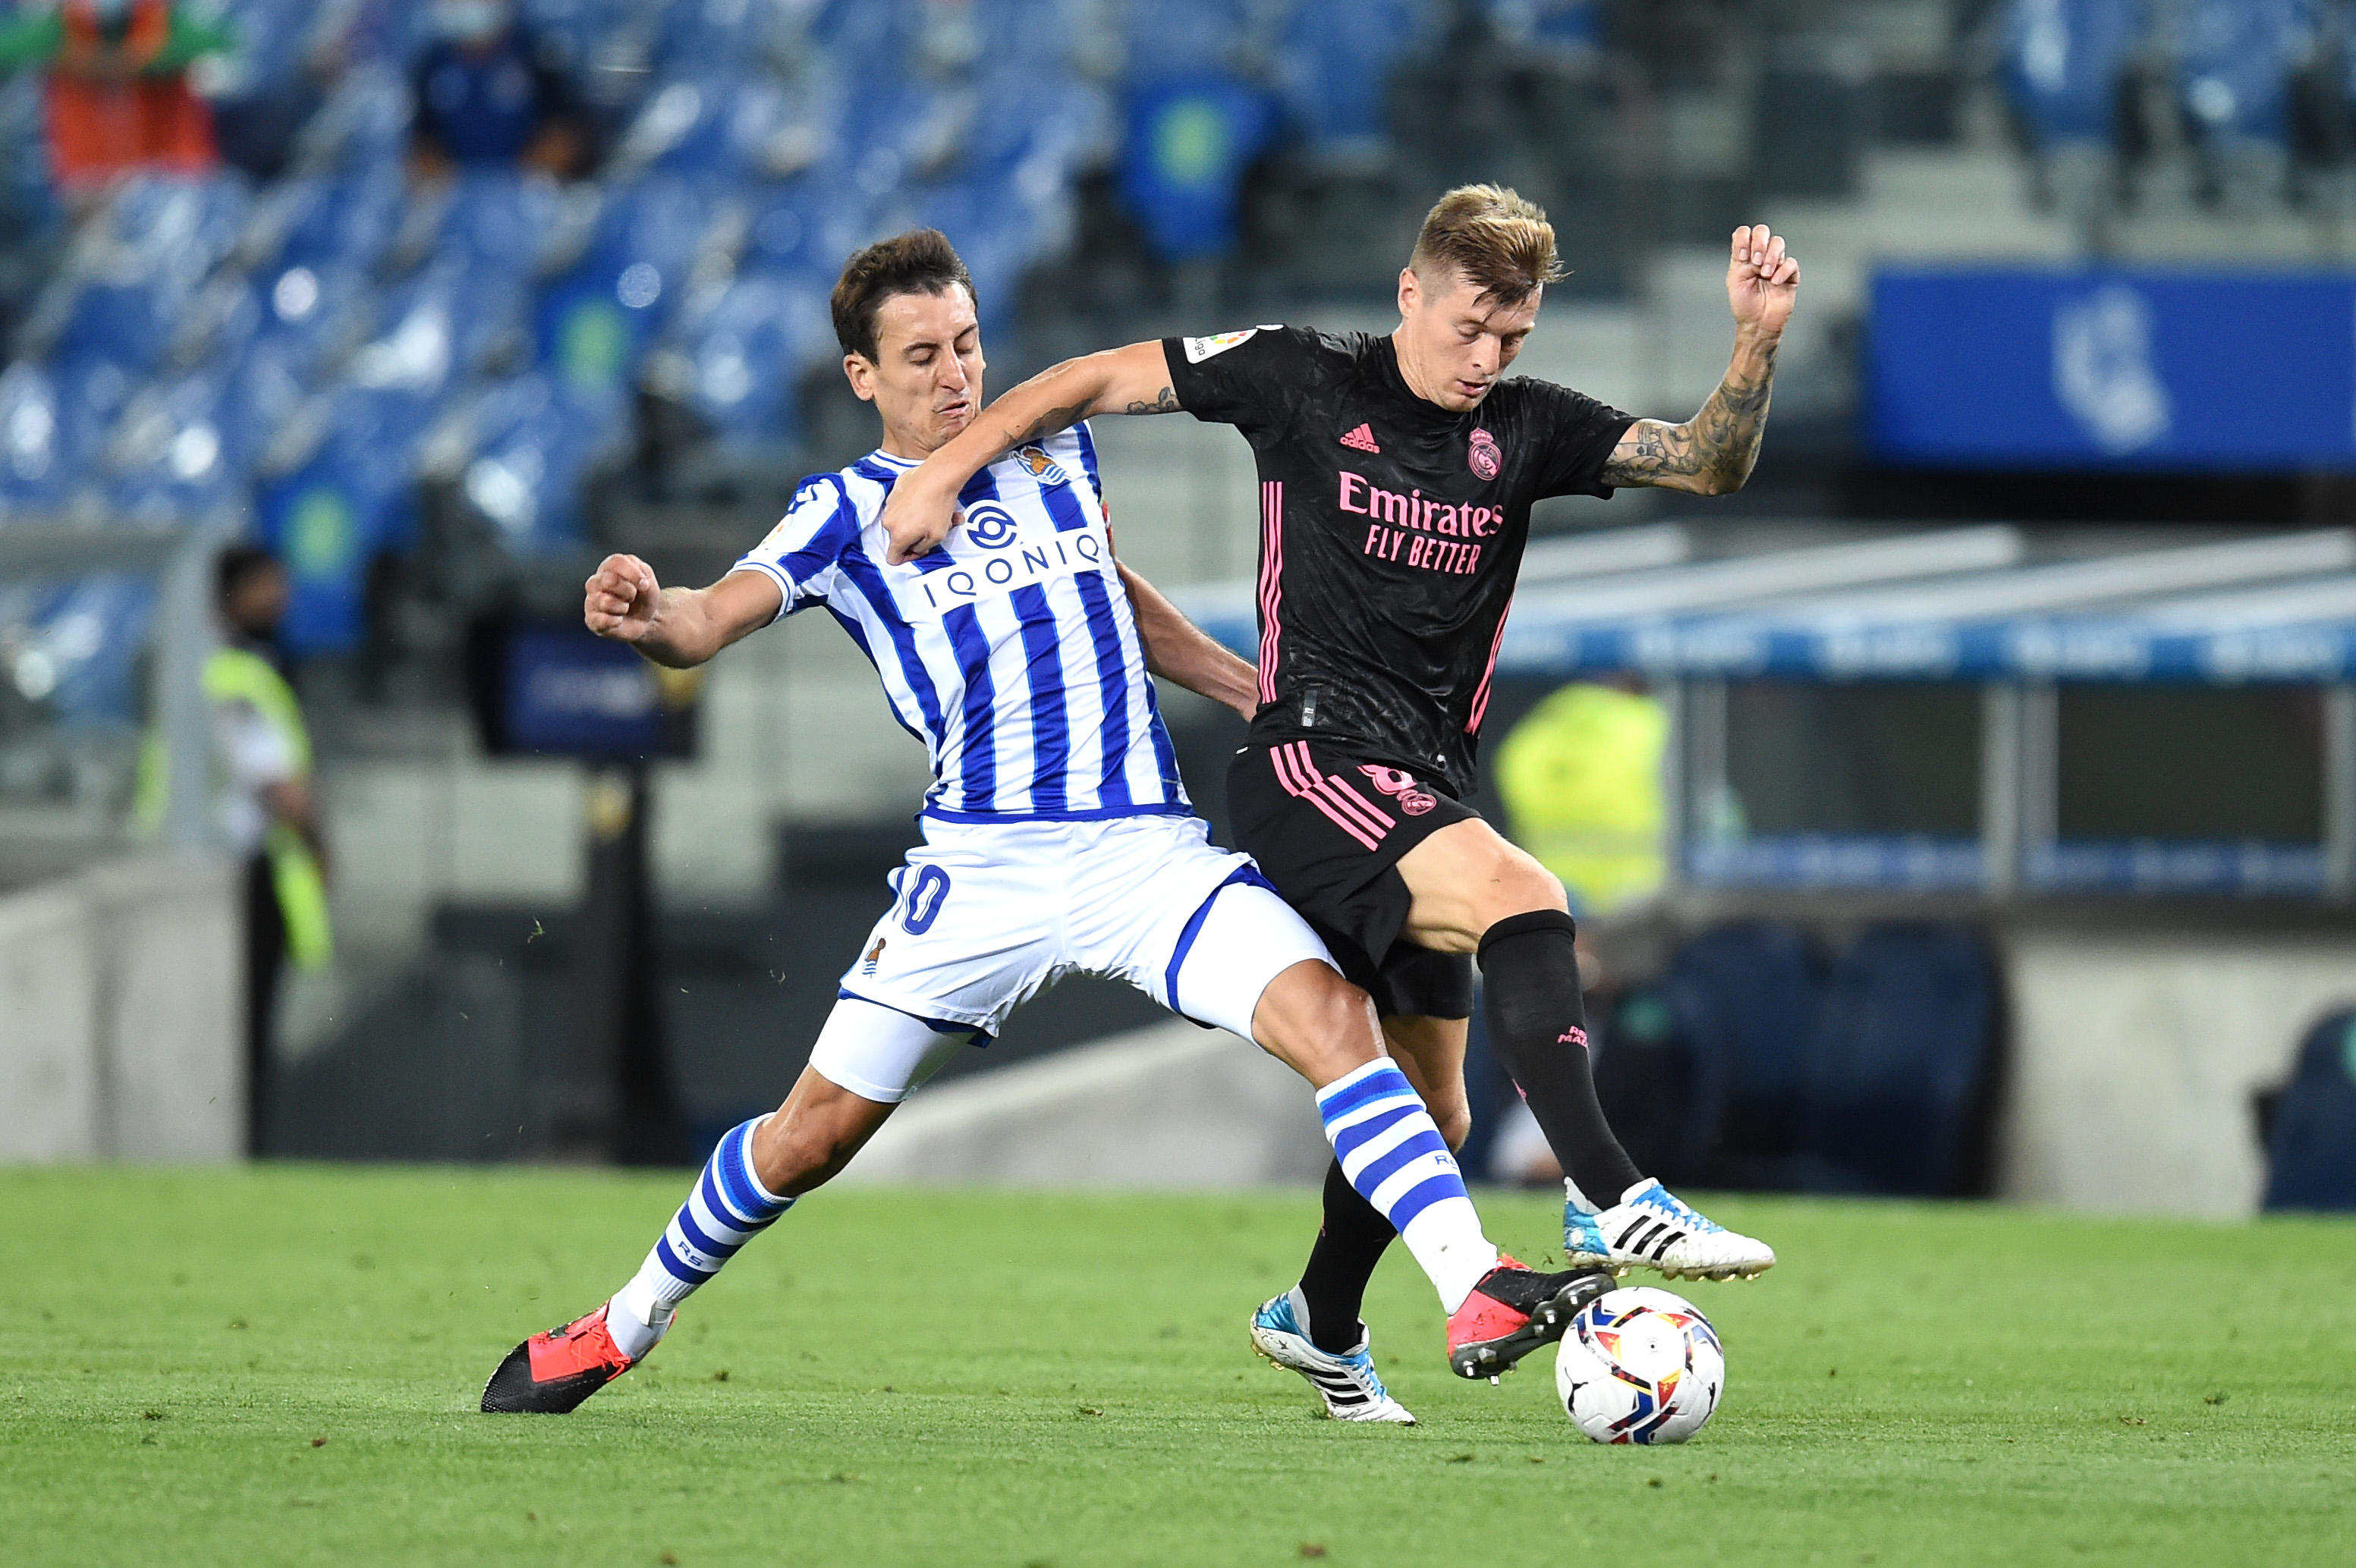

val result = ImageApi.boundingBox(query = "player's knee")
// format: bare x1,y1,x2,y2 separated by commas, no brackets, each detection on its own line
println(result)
1490,856,1568,922
1255,961,1382,1083
753,1113,860,1197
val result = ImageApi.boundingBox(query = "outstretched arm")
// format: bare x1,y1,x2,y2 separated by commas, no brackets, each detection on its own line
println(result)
1118,561,1257,721
1602,224,1798,496
583,553,782,669
880,341,1176,563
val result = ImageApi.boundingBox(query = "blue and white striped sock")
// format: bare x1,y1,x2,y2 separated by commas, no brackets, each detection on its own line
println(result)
609,1116,794,1359
1316,1060,1499,1315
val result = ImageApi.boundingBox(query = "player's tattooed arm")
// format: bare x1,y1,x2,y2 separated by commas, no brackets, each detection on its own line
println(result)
1603,223,1796,497
883,341,1180,562
1117,558,1257,721
1601,340,1778,496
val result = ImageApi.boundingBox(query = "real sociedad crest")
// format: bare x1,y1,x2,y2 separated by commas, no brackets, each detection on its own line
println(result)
1012,445,1069,486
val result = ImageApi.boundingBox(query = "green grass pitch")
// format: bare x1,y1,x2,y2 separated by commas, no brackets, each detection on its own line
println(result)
2,1167,2351,1567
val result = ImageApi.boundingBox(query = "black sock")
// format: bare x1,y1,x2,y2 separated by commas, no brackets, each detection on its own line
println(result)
1296,1155,1397,1353
1478,909,1645,1210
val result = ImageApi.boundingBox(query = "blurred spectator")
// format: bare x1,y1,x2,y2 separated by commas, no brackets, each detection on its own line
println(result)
409,0,587,181
1494,678,1671,916
0,0,234,194
200,548,332,1152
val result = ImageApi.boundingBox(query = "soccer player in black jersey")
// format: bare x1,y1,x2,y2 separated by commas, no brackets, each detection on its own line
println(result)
885,186,1794,1418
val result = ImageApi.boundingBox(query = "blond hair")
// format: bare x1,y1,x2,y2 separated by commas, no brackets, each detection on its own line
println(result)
1410,184,1563,305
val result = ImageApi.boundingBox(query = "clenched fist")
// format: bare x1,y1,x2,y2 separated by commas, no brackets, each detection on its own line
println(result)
584,553,662,641
1726,224,1800,339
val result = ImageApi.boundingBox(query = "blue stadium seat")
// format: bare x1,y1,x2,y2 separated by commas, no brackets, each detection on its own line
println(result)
1276,0,1433,159
19,572,157,729
1662,921,1826,1174
1999,0,2149,148
451,371,631,553
0,360,72,519
47,177,250,378
614,72,809,186
256,393,424,655
533,176,706,398
1118,74,1278,262
2174,0,2313,151
101,364,248,526
1796,923,1998,1196
2262,1009,2356,1211
249,166,405,278
1123,0,1250,77
1484,0,1604,55
668,266,830,443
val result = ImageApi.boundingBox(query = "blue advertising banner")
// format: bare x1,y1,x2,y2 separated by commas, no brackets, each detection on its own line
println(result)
483,623,698,759
1869,268,2356,470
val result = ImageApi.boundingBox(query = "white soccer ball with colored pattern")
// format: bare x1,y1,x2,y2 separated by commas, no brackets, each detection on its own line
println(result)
1554,1286,1724,1444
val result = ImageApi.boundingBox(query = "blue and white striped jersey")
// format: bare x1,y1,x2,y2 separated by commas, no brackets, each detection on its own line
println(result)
729,424,1188,821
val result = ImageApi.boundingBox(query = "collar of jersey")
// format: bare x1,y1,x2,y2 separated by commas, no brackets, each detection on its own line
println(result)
863,448,920,470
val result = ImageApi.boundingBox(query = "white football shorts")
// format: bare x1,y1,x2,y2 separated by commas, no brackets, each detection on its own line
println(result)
807,812,1334,1104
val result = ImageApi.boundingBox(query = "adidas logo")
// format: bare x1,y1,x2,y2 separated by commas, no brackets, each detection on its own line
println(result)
1338,423,1380,454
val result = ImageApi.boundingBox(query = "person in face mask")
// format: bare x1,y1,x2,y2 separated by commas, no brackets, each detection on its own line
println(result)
409,0,587,182
0,0,234,193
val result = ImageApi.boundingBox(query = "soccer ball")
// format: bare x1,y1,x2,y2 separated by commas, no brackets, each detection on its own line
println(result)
1554,1286,1724,1444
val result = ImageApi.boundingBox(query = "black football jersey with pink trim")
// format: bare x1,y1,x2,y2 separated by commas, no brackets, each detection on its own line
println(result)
1162,326,1631,797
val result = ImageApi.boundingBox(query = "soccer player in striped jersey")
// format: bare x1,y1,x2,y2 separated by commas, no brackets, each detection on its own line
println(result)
879,190,1788,1409
481,229,1609,1421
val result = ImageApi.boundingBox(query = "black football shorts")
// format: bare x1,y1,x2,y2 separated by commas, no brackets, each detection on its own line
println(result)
1225,738,1477,1020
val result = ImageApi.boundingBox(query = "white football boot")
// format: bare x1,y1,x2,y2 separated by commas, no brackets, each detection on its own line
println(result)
1565,1180,1776,1281
1249,1289,1416,1424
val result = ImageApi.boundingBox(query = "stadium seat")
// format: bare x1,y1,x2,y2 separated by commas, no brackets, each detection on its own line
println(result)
1118,74,1279,262
1483,0,1604,56
1998,0,2149,149
99,363,247,526
2177,0,2309,145
1275,0,1433,162
533,178,706,398
0,359,73,519
17,571,157,728
447,371,631,553
255,391,425,655
1661,921,1826,1180
1795,922,1999,1197
1123,0,1250,77
664,265,830,445
1589,982,1714,1189
2261,1008,2356,1211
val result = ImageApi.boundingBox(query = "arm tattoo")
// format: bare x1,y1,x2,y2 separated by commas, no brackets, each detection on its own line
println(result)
1005,400,1092,451
1602,340,1777,493
999,386,1178,457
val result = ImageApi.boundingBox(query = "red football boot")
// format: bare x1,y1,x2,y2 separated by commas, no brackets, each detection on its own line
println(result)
480,1303,641,1414
1446,1256,1614,1381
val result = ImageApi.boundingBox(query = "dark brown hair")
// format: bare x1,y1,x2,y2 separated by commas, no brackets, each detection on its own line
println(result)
1409,184,1563,305
830,228,977,362
215,544,282,606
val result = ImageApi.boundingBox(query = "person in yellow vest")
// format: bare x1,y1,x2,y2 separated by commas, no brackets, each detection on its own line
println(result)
1485,678,1669,1184
162,548,332,1154
1493,677,1670,916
